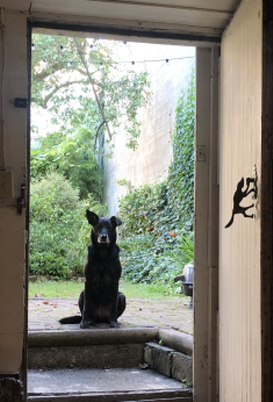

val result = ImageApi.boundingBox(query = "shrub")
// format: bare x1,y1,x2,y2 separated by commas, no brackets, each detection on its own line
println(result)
31,128,103,200
118,181,194,293
119,231,193,294
29,172,107,278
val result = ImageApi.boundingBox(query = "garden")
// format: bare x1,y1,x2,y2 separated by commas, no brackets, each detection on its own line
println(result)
29,34,195,296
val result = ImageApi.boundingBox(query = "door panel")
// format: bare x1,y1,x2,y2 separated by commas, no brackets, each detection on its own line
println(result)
219,0,262,400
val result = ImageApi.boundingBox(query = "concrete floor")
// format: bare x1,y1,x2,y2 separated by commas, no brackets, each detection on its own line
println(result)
28,367,184,396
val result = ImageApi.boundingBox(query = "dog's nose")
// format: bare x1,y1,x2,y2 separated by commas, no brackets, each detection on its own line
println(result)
100,235,107,242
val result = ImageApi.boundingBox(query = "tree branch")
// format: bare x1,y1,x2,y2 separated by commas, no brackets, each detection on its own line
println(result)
93,120,106,151
32,80,83,109
33,62,68,81
74,38,112,141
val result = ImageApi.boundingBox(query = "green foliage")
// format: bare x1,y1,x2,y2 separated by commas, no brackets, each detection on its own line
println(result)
31,129,103,200
167,70,195,230
31,34,150,150
118,180,194,292
118,71,195,292
119,231,193,294
31,171,81,211
119,182,173,237
29,171,107,278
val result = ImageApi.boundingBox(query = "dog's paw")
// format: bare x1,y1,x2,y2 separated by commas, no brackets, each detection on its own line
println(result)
110,321,119,328
80,320,89,329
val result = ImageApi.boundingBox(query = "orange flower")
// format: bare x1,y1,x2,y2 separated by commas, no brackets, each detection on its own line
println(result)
168,231,175,237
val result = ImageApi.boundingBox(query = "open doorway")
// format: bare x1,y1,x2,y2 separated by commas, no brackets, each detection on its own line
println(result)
28,28,198,400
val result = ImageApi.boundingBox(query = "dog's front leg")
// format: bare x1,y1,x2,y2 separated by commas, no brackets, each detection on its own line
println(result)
80,282,93,329
109,289,119,328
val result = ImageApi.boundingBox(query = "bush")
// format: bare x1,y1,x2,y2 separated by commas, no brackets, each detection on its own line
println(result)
118,182,175,237
119,231,193,294
118,180,194,293
31,128,103,200
29,171,107,278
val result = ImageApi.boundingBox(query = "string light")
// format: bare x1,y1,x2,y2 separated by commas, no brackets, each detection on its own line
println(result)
120,56,193,64
31,41,194,68
32,51,193,66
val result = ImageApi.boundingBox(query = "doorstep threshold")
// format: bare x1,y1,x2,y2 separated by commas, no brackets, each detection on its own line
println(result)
28,368,192,401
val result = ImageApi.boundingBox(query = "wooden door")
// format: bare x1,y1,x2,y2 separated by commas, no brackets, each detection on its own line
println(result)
219,0,262,400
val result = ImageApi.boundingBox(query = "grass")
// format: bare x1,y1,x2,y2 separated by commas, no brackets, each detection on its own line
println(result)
28,279,173,299
28,279,84,298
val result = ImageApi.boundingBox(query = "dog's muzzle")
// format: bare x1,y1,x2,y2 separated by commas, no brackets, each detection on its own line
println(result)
98,234,110,244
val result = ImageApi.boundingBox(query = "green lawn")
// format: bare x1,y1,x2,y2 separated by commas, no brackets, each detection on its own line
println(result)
28,279,171,299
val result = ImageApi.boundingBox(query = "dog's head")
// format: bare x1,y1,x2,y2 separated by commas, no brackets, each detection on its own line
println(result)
86,210,122,247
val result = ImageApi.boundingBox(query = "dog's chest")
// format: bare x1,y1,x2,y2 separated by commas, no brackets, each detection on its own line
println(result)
87,260,118,289
94,264,114,287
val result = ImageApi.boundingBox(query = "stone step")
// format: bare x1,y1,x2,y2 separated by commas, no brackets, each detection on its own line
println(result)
28,328,158,370
144,342,192,385
27,368,193,402
28,328,193,376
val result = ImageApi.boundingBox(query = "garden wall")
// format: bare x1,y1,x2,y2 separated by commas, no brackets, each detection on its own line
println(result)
103,43,195,215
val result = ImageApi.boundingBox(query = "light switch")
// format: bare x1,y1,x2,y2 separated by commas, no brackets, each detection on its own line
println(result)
0,171,14,198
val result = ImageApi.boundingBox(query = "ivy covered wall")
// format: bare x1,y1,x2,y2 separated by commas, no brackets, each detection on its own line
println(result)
104,43,195,215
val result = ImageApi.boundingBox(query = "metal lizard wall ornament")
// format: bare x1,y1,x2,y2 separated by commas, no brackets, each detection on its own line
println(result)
225,177,256,229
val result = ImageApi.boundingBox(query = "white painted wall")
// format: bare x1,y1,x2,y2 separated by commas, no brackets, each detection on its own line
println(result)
103,43,195,215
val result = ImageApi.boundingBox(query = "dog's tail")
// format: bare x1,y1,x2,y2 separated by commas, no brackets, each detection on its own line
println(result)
59,315,82,324
225,214,234,229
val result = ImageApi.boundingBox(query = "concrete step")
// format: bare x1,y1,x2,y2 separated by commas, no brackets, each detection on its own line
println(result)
27,368,193,401
28,328,193,381
28,328,158,369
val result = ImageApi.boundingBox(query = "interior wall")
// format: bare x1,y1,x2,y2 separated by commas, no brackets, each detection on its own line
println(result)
0,11,28,399
219,0,262,400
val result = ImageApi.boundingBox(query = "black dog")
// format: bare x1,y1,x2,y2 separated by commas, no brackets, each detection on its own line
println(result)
59,210,126,328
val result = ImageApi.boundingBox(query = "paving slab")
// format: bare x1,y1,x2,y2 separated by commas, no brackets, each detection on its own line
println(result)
28,296,193,334
28,368,183,395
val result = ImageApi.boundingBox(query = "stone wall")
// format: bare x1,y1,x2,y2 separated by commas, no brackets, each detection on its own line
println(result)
103,43,195,215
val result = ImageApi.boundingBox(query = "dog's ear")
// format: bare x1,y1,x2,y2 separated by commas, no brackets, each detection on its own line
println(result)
110,216,122,227
86,210,99,226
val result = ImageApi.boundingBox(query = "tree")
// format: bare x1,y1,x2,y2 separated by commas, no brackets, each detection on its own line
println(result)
31,128,104,200
31,34,150,150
